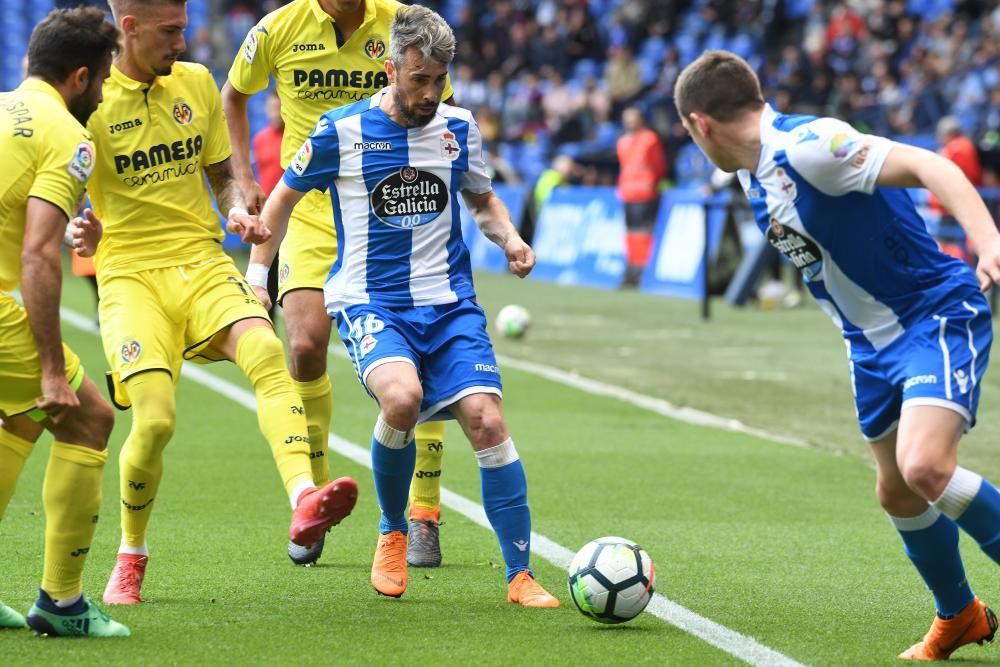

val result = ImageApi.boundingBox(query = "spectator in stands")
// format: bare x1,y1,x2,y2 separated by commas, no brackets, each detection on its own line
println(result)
534,155,578,215
604,45,643,116
930,115,984,263
616,107,666,287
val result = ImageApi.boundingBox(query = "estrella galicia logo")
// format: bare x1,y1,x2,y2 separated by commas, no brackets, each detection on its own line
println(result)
371,167,448,229
120,339,142,363
173,100,193,125
766,219,824,281
364,37,386,59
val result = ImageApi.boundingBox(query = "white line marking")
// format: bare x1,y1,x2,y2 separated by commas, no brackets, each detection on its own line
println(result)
326,342,808,449
61,307,806,666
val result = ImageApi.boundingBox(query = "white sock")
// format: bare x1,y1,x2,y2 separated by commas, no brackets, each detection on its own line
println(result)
474,438,519,468
887,505,939,531
53,593,82,608
290,480,317,509
933,466,983,519
373,414,412,449
119,541,149,557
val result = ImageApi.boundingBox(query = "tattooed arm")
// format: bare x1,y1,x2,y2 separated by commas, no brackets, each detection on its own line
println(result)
204,158,271,244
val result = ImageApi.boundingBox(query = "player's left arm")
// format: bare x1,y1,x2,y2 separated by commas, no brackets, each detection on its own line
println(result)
462,189,534,278
204,158,271,245
878,143,1000,290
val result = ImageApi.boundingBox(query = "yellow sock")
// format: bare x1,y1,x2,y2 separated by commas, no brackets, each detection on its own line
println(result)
42,442,107,600
119,371,176,549
235,326,312,499
410,421,445,517
0,428,34,521
292,374,332,487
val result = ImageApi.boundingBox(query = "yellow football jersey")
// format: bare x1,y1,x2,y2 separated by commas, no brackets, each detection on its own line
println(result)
87,62,232,277
0,79,94,293
227,0,453,171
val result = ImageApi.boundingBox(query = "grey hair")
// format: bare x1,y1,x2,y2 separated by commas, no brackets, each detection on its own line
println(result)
389,5,455,67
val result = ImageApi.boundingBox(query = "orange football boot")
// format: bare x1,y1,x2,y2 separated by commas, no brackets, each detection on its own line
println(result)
899,597,997,660
507,571,560,608
371,531,408,598
289,476,358,546
102,554,148,605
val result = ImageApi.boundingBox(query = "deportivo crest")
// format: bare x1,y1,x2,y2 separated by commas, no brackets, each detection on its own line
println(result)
120,339,142,363
360,334,378,358
172,100,193,125
440,131,460,160
243,28,259,64
364,37,386,59
290,139,313,175
67,142,94,183
278,263,290,285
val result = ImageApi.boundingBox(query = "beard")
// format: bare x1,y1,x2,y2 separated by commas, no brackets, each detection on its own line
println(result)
68,88,101,125
393,88,436,128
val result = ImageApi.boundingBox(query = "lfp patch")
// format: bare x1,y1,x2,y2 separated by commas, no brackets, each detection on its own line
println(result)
67,142,95,183
120,339,142,364
243,28,258,64
290,139,313,175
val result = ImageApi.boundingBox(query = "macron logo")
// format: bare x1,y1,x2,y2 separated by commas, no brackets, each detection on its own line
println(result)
903,374,937,391
513,540,528,552
354,141,392,151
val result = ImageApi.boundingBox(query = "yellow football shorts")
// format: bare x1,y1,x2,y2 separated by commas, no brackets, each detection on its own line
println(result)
98,253,270,388
0,292,84,419
277,188,339,302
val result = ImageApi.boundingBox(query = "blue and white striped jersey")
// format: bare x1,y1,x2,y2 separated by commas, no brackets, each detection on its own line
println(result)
283,89,492,312
738,104,982,353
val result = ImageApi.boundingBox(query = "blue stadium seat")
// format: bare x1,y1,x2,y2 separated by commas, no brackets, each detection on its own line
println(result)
639,36,668,64
673,142,713,186
727,34,755,59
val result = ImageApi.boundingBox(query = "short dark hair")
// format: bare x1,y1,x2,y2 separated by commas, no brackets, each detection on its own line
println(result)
674,50,765,123
108,0,187,21
27,7,120,84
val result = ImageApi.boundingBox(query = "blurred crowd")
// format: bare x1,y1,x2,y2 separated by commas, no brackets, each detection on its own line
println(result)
46,0,1000,188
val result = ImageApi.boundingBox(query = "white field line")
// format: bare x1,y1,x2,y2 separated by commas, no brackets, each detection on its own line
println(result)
326,342,809,449
61,307,806,667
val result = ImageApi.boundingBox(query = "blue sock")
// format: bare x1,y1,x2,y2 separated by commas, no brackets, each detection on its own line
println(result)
936,468,1000,565
477,439,531,583
891,508,974,617
371,417,415,535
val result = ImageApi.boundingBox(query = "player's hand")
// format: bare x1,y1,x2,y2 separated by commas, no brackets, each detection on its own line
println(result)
228,211,272,245
976,235,1000,292
69,208,103,258
36,374,80,424
504,237,535,278
251,285,272,311
241,180,268,215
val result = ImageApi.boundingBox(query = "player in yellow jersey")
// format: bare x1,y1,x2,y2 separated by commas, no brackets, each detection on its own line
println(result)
223,0,453,567
0,7,129,637
86,0,358,606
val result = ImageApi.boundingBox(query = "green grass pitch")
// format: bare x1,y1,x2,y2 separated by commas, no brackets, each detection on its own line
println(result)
1,265,999,665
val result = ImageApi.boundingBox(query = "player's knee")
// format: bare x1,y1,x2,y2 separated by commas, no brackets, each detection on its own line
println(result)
91,399,115,443
898,453,953,501
380,384,423,429
464,408,508,449
287,332,328,377
875,478,911,514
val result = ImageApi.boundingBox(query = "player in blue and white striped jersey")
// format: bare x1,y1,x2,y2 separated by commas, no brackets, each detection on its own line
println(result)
251,5,559,608
675,51,1000,660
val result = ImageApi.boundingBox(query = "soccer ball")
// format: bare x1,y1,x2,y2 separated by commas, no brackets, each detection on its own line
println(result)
567,537,655,624
495,304,530,339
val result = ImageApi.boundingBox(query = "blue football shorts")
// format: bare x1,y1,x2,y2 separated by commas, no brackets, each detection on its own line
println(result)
849,295,992,441
335,298,503,422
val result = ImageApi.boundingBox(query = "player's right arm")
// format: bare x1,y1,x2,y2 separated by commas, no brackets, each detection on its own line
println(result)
877,143,1000,290
250,179,306,308
247,118,341,304
221,82,266,215
22,197,79,421
224,20,274,215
